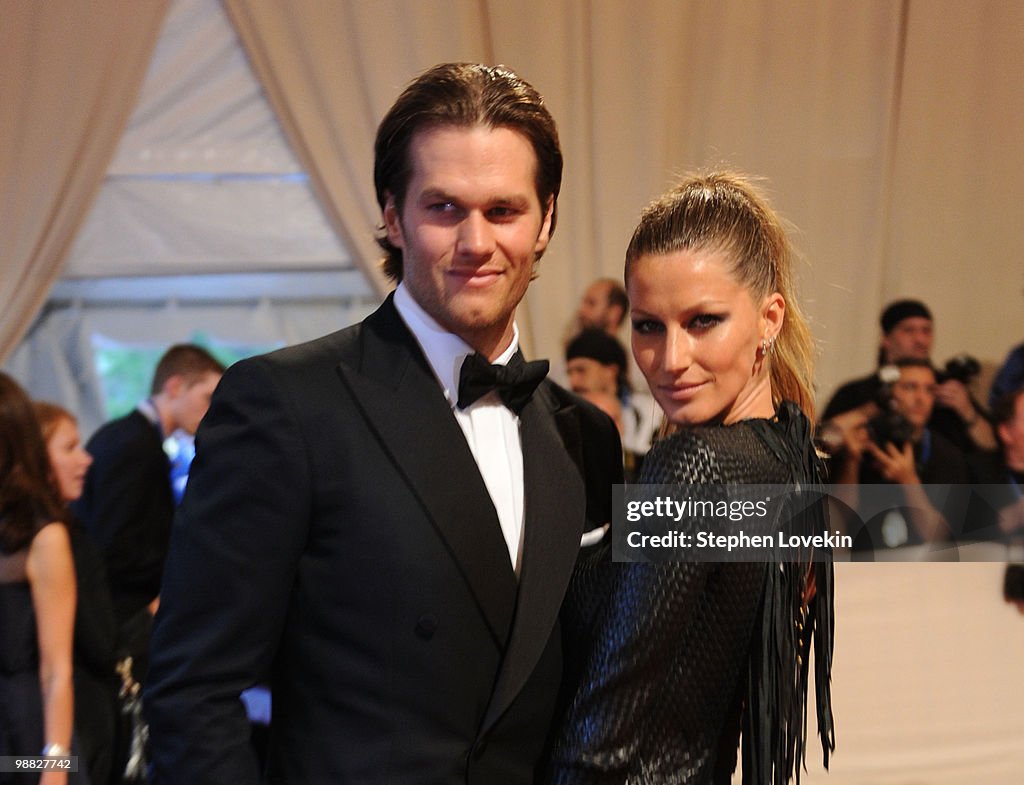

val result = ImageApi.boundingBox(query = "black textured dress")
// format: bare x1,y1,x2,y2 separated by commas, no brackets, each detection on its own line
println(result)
544,402,834,785
0,526,91,785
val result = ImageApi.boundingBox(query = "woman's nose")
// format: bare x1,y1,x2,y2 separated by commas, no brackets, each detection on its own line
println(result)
662,328,691,374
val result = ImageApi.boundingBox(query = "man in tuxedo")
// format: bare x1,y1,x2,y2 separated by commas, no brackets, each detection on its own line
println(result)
145,63,622,785
76,344,223,631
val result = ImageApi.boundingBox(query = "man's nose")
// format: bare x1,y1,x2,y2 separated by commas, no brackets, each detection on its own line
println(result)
457,212,496,257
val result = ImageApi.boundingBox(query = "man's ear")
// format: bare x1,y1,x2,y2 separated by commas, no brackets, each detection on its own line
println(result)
999,421,1013,446
162,374,184,400
534,196,554,256
607,303,625,331
383,192,404,248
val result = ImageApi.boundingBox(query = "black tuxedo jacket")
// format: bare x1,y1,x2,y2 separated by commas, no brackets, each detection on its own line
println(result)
145,296,622,785
75,409,174,624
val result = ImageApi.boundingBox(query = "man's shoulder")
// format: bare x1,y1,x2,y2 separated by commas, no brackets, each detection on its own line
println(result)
231,298,397,379
1001,343,1024,364
86,410,155,452
258,323,363,371
822,373,879,418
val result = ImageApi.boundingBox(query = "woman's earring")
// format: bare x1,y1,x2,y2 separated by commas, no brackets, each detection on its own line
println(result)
761,336,776,358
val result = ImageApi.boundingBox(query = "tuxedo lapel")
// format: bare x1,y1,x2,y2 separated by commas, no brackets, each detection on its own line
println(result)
335,297,518,646
481,383,586,733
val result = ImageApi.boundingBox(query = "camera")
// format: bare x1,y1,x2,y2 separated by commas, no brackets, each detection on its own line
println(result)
867,408,915,450
935,354,981,385
866,365,915,449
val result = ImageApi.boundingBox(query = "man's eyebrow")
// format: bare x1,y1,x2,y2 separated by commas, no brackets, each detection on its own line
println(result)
416,188,454,201
489,194,531,206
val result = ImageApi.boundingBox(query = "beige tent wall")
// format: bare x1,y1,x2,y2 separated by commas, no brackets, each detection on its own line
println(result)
5,1,1023,401
214,0,1023,405
883,1,1024,375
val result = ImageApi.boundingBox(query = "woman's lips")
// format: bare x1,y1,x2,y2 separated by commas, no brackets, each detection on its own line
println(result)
659,381,708,400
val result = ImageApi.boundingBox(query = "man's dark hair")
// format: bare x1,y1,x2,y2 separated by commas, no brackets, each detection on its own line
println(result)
150,345,225,396
991,387,1024,428
893,357,935,373
880,299,932,334
566,329,630,396
605,281,629,328
374,62,563,281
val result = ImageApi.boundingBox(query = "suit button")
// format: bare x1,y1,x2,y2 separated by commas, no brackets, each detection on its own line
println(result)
414,614,438,639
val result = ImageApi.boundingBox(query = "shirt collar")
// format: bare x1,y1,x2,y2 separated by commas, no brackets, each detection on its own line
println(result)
393,283,519,408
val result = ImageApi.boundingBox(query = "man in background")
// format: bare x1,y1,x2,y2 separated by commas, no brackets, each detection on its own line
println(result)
574,277,629,336
74,344,223,670
565,327,657,459
829,359,968,554
822,299,994,452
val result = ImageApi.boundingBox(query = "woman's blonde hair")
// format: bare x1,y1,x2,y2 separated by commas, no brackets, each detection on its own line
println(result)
625,171,815,420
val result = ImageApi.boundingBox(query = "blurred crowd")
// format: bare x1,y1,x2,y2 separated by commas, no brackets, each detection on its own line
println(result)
4,287,1024,785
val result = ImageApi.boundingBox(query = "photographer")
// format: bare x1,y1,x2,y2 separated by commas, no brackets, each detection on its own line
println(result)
967,387,1024,611
822,299,995,453
966,387,1024,538
828,359,969,553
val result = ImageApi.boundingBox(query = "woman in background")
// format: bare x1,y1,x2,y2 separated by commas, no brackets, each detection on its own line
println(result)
544,173,834,785
35,402,119,785
0,372,77,785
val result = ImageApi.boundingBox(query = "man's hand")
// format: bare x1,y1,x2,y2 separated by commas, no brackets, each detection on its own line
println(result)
866,441,919,485
936,378,997,449
934,378,975,422
832,408,872,463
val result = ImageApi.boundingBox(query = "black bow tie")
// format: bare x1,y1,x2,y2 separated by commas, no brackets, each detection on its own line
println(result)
457,351,549,414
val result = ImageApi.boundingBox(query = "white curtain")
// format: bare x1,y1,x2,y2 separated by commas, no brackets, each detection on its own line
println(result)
61,0,359,282
16,0,1022,398
217,0,1024,402
0,0,168,360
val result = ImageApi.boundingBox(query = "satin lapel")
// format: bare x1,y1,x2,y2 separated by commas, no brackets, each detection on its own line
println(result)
335,298,517,645
481,384,586,733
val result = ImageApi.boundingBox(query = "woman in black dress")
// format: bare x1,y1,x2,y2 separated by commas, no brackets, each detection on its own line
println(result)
545,173,834,785
35,402,120,785
0,373,77,785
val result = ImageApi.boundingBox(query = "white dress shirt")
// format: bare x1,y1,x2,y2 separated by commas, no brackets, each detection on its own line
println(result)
393,284,526,574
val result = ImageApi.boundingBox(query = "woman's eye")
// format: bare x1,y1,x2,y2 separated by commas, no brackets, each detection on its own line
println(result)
689,314,724,330
632,319,663,335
